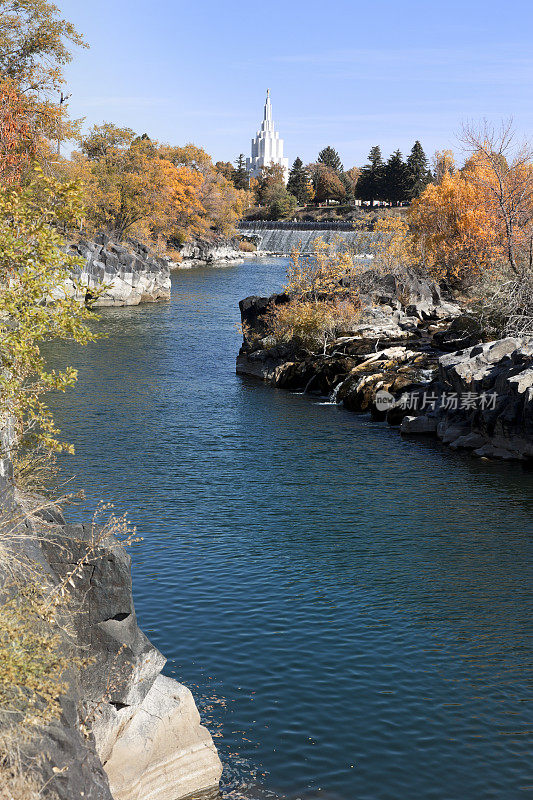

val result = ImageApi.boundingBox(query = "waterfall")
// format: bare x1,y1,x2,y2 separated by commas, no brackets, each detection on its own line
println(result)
239,223,372,256
330,380,344,404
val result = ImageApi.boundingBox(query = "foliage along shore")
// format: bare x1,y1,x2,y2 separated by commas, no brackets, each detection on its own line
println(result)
237,282,533,462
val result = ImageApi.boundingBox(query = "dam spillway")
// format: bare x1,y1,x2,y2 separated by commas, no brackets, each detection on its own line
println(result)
237,221,367,255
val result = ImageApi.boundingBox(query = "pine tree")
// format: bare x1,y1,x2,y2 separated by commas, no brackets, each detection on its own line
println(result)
383,150,411,205
355,146,384,206
317,146,344,174
406,140,431,199
287,157,311,205
233,153,249,190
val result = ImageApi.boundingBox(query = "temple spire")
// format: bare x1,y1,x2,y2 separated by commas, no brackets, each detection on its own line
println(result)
247,90,289,183
264,89,272,122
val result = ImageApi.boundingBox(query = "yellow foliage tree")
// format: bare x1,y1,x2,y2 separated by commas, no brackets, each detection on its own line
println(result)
286,238,357,301
409,168,503,283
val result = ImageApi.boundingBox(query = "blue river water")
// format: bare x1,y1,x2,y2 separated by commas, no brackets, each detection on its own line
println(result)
45,257,533,800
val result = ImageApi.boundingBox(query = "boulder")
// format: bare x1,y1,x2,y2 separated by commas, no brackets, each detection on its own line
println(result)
400,415,438,434
0,502,222,800
103,676,222,800
432,315,483,351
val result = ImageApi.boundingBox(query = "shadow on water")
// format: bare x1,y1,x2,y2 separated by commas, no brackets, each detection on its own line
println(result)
43,258,533,800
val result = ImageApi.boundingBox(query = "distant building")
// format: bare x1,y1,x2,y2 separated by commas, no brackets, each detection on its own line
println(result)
246,89,289,183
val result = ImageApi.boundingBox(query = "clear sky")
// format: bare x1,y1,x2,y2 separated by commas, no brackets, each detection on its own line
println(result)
59,0,533,169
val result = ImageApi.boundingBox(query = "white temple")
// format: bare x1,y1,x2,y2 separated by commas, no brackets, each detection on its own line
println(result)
246,89,289,183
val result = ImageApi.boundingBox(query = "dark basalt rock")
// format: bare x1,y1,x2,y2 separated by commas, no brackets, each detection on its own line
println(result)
432,315,483,352
66,237,171,306
239,293,290,329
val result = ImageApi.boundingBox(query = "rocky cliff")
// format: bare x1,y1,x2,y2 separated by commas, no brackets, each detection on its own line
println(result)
236,274,533,462
64,235,171,306
0,448,222,800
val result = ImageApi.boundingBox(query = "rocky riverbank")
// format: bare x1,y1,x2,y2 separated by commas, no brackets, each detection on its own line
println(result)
62,235,261,305
0,457,222,799
237,273,533,461
176,235,260,267
65,235,171,307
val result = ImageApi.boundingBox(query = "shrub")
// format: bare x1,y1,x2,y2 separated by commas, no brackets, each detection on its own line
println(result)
267,299,361,353
238,238,256,252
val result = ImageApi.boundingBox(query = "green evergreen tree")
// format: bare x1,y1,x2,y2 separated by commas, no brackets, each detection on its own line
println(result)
317,146,344,174
383,150,411,205
355,145,384,206
233,153,249,190
287,157,310,204
406,140,431,199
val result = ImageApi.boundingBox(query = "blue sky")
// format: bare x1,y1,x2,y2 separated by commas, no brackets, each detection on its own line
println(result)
59,0,533,168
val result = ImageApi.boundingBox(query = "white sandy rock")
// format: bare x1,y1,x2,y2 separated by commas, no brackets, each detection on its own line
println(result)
102,675,222,800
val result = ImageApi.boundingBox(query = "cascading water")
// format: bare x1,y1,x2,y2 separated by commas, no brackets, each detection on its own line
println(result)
239,224,370,255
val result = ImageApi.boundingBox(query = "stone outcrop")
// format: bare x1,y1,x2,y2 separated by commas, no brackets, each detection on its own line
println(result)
177,236,253,266
396,339,533,460
0,492,222,800
236,276,533,461
64,235,171,306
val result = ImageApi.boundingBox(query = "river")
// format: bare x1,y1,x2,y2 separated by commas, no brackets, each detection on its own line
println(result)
45,256,533,800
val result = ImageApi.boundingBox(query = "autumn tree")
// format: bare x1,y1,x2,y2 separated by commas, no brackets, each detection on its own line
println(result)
215,160,234,181
0,0,87,164
255,163,285,204
409,168,502,284
155,143,250,238
265,184,297,219
0,78,36,185
254,164,295,218
433,150,455,183
0,170,101,455
80,122,135,160
311,163,346,204
287,157,312,205
460,120,533,276
75,125,205,243
411,122,533,291
267,239,361,353
343,166,361,199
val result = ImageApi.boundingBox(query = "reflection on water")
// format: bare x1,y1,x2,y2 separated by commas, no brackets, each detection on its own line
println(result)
44,258,533,800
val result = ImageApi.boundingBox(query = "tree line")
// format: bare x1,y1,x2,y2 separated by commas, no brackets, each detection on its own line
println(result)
217,142,434,218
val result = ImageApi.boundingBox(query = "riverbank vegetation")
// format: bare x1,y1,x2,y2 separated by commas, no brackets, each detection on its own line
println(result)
261,122,533,346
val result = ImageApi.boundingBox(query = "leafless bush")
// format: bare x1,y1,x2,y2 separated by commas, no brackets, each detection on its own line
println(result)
472,268,533,338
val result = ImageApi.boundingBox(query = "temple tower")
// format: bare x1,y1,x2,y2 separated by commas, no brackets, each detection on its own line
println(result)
246,89,289,183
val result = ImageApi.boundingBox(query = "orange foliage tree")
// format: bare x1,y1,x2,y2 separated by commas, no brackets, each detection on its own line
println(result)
68,126,206,244
411,123,533,285
409,169,503,284
0,79,36,185
161,144,250,238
